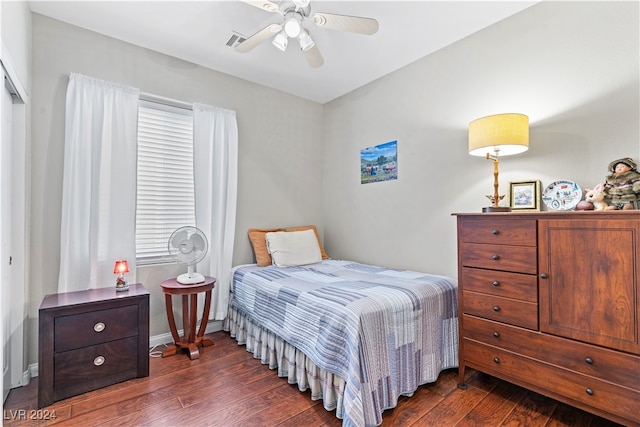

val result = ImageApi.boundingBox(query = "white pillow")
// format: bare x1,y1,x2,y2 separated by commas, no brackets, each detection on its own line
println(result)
265,229,322,267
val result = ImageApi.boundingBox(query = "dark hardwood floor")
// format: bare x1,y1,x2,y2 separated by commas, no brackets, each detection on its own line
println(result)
3,330,624,426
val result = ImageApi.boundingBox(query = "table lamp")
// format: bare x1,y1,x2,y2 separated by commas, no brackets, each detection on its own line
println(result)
469,113,529,212
114,260,130,292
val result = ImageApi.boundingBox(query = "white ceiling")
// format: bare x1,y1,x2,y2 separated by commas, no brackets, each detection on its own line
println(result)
28,0,539,104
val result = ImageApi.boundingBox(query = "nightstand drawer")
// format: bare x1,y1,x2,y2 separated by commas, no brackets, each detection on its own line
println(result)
463,339,640,424
54,336,140,397
462,290,538,329
459,218,536,246
461,243,537,274
55,305,139,352
461,268,537,302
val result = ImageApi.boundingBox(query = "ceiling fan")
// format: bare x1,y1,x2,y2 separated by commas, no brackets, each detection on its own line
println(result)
235,0,379,68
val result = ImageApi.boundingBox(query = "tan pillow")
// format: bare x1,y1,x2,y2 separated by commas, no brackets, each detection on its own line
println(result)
248,225,329,266
248,228,283,266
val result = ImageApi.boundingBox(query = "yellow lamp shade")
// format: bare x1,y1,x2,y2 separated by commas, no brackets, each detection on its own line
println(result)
469,113,529,157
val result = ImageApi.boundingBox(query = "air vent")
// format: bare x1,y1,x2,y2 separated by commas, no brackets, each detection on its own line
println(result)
226,32,247,48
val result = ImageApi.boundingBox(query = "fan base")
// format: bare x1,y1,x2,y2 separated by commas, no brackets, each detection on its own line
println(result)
177,273,205,285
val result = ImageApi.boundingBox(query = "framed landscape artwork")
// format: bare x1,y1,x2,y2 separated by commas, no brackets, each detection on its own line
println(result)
360,140,398,184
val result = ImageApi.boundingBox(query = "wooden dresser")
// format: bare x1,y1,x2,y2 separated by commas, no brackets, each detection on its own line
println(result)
38,284,149,408
455,212,640,426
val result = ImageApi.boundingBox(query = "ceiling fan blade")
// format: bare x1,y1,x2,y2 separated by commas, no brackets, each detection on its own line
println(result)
239,0,280,13
235,23,282,53
303,44,324,68
312,12,379,35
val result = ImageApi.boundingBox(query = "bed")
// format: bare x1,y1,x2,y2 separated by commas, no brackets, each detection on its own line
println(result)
223,227,458,427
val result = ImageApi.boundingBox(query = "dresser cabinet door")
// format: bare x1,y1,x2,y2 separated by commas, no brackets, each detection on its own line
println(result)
539,219,640,354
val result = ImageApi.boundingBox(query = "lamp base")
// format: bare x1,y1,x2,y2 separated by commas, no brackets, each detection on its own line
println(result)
482,206,511,213
116,276,129,292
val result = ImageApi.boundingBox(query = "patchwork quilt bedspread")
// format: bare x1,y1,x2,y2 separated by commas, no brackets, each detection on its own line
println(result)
230,259,458,427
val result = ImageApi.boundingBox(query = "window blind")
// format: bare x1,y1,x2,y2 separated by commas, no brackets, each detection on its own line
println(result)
135,100,195,264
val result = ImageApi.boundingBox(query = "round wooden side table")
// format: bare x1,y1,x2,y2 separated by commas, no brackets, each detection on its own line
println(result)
160,276,216,360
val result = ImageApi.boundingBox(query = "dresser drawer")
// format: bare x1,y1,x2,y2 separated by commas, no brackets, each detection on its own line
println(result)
461,243,537,274
461,268,537,302
463,314,640,391
463,339,640,425
462,291,538,329
55,305,139,352
54,336,140,391
459,218,536,246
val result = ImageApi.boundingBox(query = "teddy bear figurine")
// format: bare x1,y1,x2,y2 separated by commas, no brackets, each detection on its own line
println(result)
583,184,608,211
603,157,640,210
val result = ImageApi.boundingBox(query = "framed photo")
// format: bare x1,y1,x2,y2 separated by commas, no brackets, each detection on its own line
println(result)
509,180,541,211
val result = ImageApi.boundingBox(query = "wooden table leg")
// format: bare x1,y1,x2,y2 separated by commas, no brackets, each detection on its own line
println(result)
197,290,215,348
162,294,180,358
185,294,200,359
182,295,190,343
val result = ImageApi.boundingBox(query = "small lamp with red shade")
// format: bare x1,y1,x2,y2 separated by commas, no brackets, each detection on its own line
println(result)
114,260,129,292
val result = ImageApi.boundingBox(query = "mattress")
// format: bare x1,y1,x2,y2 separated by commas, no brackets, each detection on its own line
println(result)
224,259,458,427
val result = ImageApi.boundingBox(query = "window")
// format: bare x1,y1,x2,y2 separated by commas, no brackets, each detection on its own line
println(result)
135,100,195,264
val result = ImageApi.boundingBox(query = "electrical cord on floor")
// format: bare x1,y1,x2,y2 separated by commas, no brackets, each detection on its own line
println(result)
149,343,168,358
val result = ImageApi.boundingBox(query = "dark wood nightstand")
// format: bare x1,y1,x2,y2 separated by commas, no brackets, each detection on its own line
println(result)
38,284,149,408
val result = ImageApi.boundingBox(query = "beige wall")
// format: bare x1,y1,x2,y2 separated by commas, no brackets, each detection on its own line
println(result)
322,1,639,277
29,14,324,364
1,0,32,89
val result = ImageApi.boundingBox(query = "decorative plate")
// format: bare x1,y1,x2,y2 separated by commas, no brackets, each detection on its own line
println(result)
542,180,582,211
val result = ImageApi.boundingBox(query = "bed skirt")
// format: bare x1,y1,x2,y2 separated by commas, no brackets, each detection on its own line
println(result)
223,305,347,420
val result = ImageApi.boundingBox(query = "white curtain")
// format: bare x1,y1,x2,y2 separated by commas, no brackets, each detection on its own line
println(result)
193,103,238,320
58,73,140,292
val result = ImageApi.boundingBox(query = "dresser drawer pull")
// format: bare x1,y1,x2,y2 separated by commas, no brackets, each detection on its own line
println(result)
586,388,594,396
493,357,500,364
93,322,106,333
493,306,500,312
491,229,499,235
93,356,105,366
540,273,548,279
493,332,500,338
492,255,499,260
492,281,500,287
585,357,593,365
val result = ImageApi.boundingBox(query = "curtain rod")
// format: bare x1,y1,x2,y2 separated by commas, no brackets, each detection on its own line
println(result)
140,91,192,110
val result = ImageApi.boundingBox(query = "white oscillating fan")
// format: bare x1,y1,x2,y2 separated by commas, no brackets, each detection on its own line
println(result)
168,226,208,284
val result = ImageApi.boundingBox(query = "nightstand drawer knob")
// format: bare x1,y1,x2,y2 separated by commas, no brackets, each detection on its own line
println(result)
585,357,593,365
93,322,106,333
93,356,105,366
492,281,500,287
493,306,500,312
493,332,500,338
586,388,594,396
491,229,499,235
491,255,499,260
493,357,500,364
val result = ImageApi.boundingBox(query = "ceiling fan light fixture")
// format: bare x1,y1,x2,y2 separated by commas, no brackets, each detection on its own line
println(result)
284,14,302,38
298,30,315,51
272,31,288,51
